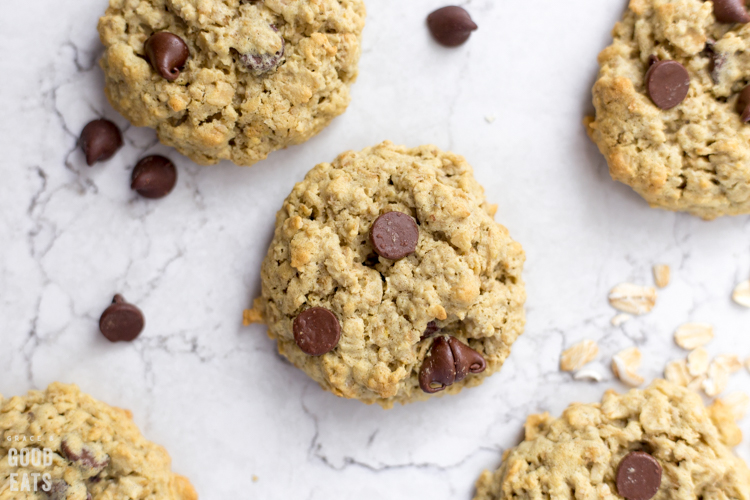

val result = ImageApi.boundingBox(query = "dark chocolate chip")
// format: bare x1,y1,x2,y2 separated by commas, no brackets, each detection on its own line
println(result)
60,440,109,474
421,321,440,340
419,336,456,393
427,6,478,47
448,337,486,382
648,54,659,67
645,60,690,110
131,155,177,199
240,27,285,74
293,307,341,356
713,0,750,24
99,295,144,342
704,41,726,84
369,212,419,260
80,119,123,166
44,480,68,500
616,451,663,500
736,84,750,122
145,32,189,81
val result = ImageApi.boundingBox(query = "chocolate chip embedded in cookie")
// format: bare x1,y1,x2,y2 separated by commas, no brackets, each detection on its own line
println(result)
0,383,197,500
98,0,366,166
587,0,750,219
473,380,750,499
251,141,526,407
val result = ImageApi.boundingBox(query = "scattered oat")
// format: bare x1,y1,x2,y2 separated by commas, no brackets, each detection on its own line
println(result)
721,393,750,421
574,369,604,382
687,348,710,377
664,359,691,387
674,323,714,350
688,374,706,393
732,280,750,308
652,264,671,288
608,283,657,315
610,313,632,327
561,340,599,372
252,475,259,483
612,347,644,387
703,360,730,397
484,115,496,124
746,357,750,373
714,354,743,374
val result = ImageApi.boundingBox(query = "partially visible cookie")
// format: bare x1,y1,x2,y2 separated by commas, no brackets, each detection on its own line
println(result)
98,0,366,166
474,379,750,499
0,383,197,500
587,0,750,219
248,141,526,408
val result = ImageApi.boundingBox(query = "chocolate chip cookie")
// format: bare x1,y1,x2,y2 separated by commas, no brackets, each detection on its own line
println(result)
587,0,750,219
98,0,366,166
0,383,197,500
474,380,750,499
245,141,526,408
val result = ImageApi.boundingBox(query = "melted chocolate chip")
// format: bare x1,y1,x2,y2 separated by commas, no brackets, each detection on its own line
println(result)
60,440,109,474
131,156,177,199
704,41,726,84
293,307,341,356
44,480,68,500
99,295,145,342
427,6,478,47
616,451,663,500
421,321,440,340
240,27,285,74
448,337,486,382
645,60,690,110
713,0,750,24
80,119,123,166
145,32,189,81
370,212,419,260
736,84,750,122
419,336,456,393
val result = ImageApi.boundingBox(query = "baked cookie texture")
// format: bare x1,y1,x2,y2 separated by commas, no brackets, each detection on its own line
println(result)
587,0,750,219
98,0,365,166
0,383,197,500
248,141,526,408
474,380,750,499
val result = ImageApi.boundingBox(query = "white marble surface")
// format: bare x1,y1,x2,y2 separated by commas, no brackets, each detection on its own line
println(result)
1,0,750,498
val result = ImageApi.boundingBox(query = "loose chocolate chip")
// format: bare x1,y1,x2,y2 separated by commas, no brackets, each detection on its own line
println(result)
427,6,478,47
293,307,341,356
145,32,189,81
736,84,750,122
713,0,750,24
421,321,440,340
419,336,456,393
131,155,177,199
99,295,144,342
80,119,123,166
370,212,419,260
240,27,285,74
448,337,486,382
645,60,690,110
616,451,663,500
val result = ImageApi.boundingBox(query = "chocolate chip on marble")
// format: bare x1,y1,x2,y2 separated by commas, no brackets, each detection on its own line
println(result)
645,60,690,110
448,336,486,382
369,212,419,260
131,155,177,199
240,26,286,75
616,451,663,500
80,119,123,166
736,84,750,122
421,321,440,340
99,295,145,342
713,0,750,24
427,6,478,47
419,336,456,393
144,32,189,81
293,307,341,356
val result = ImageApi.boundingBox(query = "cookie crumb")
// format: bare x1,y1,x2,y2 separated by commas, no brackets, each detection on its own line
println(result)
243,307,264,326
561,340,599,372
608,283,657,315
652,264,671,288
674,323,714,350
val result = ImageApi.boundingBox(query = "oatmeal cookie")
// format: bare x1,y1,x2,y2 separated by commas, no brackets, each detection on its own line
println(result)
474,379,750,499
98,0,365,166
587,0,750,219
0,383,196,500
247,141,526,407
